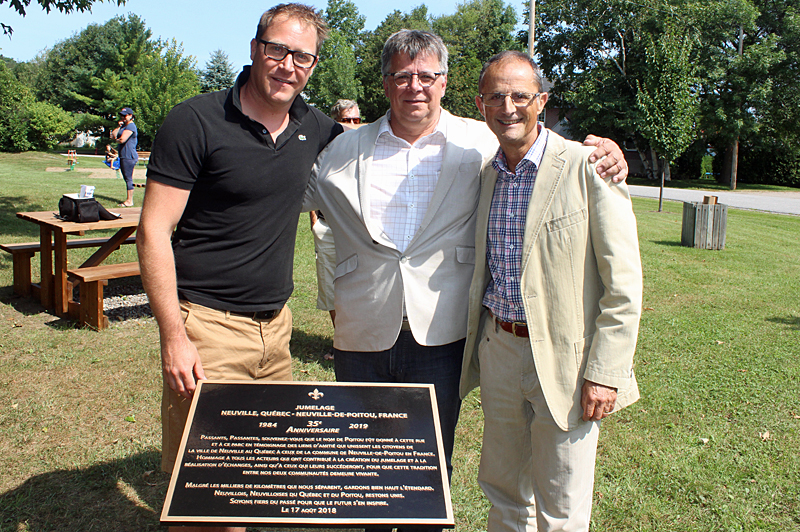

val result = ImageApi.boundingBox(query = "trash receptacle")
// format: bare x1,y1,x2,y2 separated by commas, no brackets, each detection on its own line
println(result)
681,196,727,250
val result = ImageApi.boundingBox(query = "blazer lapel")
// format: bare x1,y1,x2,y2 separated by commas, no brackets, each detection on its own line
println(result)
415,111,460,239
521,134,566,273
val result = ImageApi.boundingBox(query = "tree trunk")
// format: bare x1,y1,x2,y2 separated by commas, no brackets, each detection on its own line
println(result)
658,157,668,212
730,138,739,190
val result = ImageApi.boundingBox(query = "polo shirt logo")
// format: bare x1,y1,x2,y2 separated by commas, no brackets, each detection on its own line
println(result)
298,134,307,141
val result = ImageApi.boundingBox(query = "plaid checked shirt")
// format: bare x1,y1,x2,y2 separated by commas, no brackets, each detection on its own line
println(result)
482,125,549,323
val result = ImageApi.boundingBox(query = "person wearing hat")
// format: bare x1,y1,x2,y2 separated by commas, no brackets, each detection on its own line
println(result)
111,107,138,207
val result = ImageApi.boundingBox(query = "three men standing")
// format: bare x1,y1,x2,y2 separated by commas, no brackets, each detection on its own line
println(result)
460,51,643,531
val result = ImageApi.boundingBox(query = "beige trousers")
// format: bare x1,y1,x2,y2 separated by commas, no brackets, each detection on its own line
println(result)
477,319,600,532
161,301,293,473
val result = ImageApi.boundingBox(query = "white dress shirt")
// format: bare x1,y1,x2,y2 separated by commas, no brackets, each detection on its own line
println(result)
369,111,447,253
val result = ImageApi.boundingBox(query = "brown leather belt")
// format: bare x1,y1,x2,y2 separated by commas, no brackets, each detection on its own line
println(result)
489,310,529,338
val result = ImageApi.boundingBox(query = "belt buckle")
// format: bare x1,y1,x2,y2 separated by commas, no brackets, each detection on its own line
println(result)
511,322,524,336
253,309,278,321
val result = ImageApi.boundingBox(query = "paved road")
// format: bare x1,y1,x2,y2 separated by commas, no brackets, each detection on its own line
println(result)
628,185,800,216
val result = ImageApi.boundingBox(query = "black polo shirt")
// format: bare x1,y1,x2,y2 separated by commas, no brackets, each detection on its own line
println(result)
147,67,342,312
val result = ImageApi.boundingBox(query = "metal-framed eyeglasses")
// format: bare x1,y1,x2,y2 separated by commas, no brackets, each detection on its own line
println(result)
258,39,318,68
479,92,542,107
385,71,443,88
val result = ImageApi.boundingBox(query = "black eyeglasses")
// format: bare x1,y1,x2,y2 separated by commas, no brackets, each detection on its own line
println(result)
385,71,443,88
340,117,361,124
480,92,542,107
258,39,318,68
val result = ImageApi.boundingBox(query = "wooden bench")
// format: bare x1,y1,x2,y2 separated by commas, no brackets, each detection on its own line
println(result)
1,236,136,298
67,262,141,330
137,151,151,166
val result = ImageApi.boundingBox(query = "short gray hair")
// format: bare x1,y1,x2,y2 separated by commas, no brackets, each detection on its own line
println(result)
330,99,359,120
478,51,543,93
381,29,449,76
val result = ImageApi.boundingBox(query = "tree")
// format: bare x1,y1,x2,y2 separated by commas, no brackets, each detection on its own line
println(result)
433,0,522,119
304,0,365,113
118,39,200,148
304,30,362,112
635,29,699,210
0,61,74,151
200,49,235,93
355,6,432,122
535,0,798,186
305,0,364,113
35,14,157,119
1,0,126,36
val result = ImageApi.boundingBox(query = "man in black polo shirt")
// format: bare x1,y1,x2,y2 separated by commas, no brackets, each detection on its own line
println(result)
137,8,340,528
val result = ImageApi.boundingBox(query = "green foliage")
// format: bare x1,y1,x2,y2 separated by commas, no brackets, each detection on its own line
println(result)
1,0,126,36
121,39,200,148
304,30,363,113
200,49,235,93
303,0,364,114
36,14,156,118
0,61,74,151
536,0,800,186
8,14,199,151
738,137,800,187
355,6,433,122
636,29,699,180
433,0,522,119
24,100,76,150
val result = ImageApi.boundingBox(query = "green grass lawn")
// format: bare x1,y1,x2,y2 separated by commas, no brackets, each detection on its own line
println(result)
0,152,798,531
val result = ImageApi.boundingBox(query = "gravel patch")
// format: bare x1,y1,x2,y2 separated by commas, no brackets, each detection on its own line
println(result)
74,278,154,325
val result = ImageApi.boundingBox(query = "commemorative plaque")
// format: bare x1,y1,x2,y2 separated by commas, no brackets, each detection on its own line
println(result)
161,381,454,528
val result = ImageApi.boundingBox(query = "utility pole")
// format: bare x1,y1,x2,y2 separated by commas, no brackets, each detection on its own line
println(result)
528,0,535,56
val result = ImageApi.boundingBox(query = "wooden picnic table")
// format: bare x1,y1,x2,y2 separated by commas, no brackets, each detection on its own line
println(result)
14,208,141,318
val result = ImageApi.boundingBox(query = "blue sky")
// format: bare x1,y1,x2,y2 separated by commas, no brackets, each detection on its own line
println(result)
0,0,494,71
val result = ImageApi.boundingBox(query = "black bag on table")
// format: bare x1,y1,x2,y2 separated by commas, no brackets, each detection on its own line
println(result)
58,196,118,223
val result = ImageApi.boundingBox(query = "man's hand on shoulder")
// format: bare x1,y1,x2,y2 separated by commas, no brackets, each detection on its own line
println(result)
581,380,618,421
583,135,628,183
162,335,206,399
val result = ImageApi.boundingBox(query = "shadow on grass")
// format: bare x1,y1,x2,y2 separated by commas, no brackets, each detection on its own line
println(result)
766,315,800,330
0,450,168,532
290,327,334,368
0,196,52,241
651,240,683,247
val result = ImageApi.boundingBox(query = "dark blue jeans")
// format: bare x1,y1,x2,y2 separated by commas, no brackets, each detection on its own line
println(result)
334,332,464,532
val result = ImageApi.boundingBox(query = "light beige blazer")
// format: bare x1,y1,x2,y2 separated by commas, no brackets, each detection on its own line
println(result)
304,110,498,351
459,131,643,431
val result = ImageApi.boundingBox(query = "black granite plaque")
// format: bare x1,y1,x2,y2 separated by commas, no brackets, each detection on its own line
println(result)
161,381,453,528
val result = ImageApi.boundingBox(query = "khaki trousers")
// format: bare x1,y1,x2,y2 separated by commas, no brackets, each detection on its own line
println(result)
478,320,600,532
161,301,293,473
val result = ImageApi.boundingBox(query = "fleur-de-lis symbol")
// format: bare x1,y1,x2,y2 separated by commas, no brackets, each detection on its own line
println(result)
308,388,324,400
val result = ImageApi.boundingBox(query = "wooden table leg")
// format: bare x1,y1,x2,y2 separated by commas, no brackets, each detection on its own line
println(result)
53,228,70,317
39,226,54,309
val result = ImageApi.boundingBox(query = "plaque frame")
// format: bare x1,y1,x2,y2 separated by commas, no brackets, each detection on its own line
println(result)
160,380,454,528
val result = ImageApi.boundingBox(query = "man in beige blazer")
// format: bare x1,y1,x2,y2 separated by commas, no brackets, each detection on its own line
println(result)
303,31,628,507
460,51,643,531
